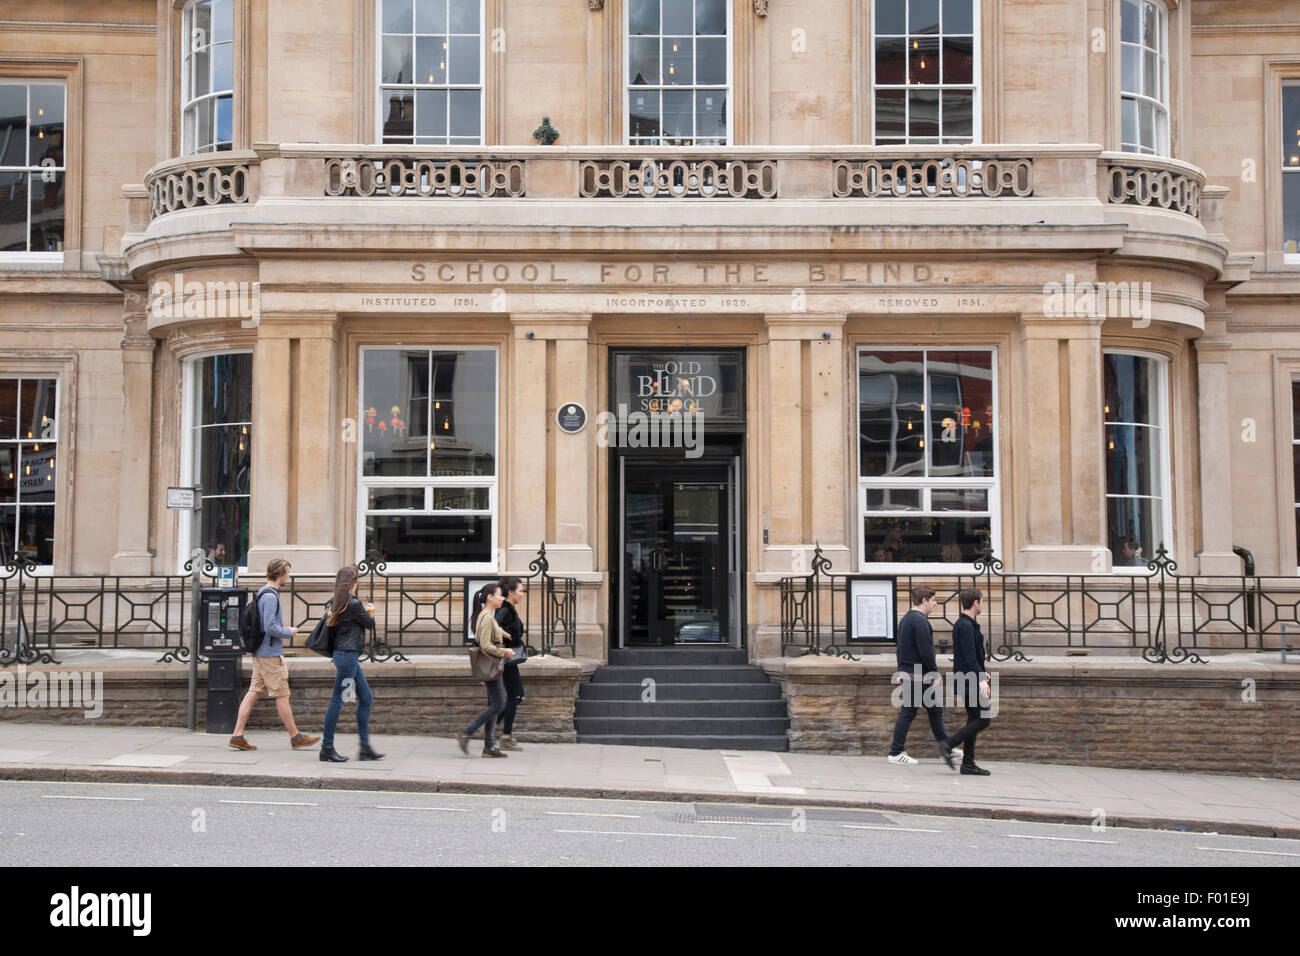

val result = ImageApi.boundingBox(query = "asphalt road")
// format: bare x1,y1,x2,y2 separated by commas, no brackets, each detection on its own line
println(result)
1,780,1298,867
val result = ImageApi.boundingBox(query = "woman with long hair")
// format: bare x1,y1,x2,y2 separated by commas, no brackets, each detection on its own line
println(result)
494,576,526,751
458,582,515,758
319,565,383,763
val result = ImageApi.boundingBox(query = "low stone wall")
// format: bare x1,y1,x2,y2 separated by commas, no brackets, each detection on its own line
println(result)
0,655,597,744
761,655,1300,778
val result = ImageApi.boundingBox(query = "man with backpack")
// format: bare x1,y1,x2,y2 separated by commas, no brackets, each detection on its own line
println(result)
228,558,320,752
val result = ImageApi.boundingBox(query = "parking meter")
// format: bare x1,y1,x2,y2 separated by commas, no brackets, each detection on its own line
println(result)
200,587,247,734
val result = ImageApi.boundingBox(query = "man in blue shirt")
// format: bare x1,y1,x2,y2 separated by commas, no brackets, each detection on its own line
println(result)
228,558,320,752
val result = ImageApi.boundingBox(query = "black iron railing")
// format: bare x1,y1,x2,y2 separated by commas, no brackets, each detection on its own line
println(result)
0,543,577,665
779,543,1297,664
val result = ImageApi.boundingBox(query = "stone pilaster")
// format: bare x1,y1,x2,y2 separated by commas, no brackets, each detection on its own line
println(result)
1195,312,1238,574
111,296,156,574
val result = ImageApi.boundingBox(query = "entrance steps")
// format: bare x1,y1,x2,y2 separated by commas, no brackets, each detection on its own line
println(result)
574,647,790,751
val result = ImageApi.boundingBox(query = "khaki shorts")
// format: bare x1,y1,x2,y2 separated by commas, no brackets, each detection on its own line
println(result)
249,655,290,699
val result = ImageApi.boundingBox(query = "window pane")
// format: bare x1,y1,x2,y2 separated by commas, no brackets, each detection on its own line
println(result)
29,85,64,166
0,379,15,438
17,443,51,501
0,85,25,167
696,36,726,86
210,0,233,43
930,487,989,512
19,379,57,441
909,0,940,35
1121,97,1137,148
15,504,55,565
200,495,249,567
364,350,429,477
629,90,660,138
697,0,726,35
1121,0,1138,44
1139,99,1154,149
449,34,479,85
927,352,994,476
629,36,660,85
662,89,692,141
630,0,659,36
859,351,925,478
1108,496,1160,566
1106,425,1162,497
212,42,233,93
942,0,973,34
365,513,492,563
909,89,939,137
431,486,490,510
197,425,251,496
864,488,922,511
448,0,479,34
0,171,28,252
662,0,692,35
415,0,447,33
1121,44,1138,94
0,447,15,502
383,35,414,83
28,172,64,252
429,351,495,476
448,89,479,138
1143,49,1158,100
382,90,415,139
942,34,973,84
197,354,252,426
383,0,414,34
909,35,939,85
1293,378,1300,437
875,37,906,85
367,487,425,511
191,44,211,99
1283,87,1300,167
1142,1,1159,49
416,89,448,138
865,515,990,564
1104,353,1158,424
696,90,725,140
876,89,906,136
416,35,448,84
942,90,973,139
663,37,693,85
876,0,906,34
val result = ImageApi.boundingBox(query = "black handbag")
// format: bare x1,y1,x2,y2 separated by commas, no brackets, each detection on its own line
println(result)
305,604,336,657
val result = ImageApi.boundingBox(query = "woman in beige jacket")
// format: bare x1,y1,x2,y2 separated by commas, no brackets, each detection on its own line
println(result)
458,582,516,758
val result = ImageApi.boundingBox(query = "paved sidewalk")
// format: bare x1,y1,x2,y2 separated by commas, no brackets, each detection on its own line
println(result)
1,721,1298,838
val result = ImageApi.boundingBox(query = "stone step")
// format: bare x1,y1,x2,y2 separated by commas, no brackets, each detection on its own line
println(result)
576,734,790,752
589,665,770,684
609,647,749,666
578,681,784,701
575,699,790,718
574,716,791,736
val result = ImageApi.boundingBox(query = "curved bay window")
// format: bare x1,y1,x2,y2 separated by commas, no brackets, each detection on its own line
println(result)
1119,0,1169,155
0,378,58,567
359,348,496,568
858,349,998,568
1104,352,1170,569
181,0,234,154
187,354,252,567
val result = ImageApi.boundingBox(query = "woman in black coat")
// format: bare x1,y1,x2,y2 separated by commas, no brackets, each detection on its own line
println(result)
494,577,527,751
320,565,383,763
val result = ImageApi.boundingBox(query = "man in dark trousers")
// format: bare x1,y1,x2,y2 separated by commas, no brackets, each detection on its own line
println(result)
939,587,993,775
887,585,960,765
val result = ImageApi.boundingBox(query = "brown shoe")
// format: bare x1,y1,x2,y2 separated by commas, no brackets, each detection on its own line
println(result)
228,736,256,752
290,733,321,749
482,746,508,758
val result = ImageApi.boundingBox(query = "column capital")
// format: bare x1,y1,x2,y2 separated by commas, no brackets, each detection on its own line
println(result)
510,312,592,340
1017,313,1105,339
764,313,847,340
253,312,340,339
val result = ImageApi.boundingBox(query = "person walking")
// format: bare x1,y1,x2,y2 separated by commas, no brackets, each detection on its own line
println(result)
887,585,960,766
228,558,320,752
939,587,993,776
494,576,527,751
458,582,515,758
319,565,384,763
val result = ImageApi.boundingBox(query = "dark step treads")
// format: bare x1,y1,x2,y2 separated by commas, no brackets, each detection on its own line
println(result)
576,734,790,752
579,681,783,701
589,665,770,684
575,715,790,735
576,699,789,717
608,648,750,666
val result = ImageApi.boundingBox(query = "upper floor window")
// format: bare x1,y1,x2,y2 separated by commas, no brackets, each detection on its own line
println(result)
1119,0,1168,155
0,378,58,567
626,0,730,146
1283,83,1300,261
872,0,977,145
1104,352,1170,570
0,81,65,258
181,0,234,154
379,0,484,145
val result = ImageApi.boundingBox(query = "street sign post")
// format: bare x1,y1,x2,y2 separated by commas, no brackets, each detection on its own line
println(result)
167,486,203,731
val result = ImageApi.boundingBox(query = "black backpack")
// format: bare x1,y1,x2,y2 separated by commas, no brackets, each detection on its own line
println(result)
238,586,271,654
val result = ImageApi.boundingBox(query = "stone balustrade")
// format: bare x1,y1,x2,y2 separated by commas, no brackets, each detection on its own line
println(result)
144,151,259,220
1100,152,1204,219
578,158,778,198
831,156,1034,198
324,156,526,198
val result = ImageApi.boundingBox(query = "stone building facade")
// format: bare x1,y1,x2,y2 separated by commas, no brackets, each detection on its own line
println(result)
0,0,1295,659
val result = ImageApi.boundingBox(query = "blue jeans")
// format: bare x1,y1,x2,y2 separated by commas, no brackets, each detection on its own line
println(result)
322,650,373,749
463,675,506,749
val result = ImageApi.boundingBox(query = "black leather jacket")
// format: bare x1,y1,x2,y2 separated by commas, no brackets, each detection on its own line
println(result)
331,596,375,654
494,601,524,648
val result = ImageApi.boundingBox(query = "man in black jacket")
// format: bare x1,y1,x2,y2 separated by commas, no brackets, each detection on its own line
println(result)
939,587,993,775
887,585,957,765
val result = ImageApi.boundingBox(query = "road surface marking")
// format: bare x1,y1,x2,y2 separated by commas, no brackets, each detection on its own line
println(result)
555,829,737,841
219,799,319,807
373,805,472,812
1007,834,1116,845
694,820,793,827
720,751,807,796
1194,846,1300,858
842,824,942,834
546,811,641,819
42,795,144,802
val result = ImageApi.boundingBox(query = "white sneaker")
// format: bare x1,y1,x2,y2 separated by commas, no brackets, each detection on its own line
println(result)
887,752,918,765
952,748,964,760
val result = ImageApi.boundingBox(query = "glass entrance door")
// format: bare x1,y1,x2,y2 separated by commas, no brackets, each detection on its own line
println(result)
621,462,730,645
